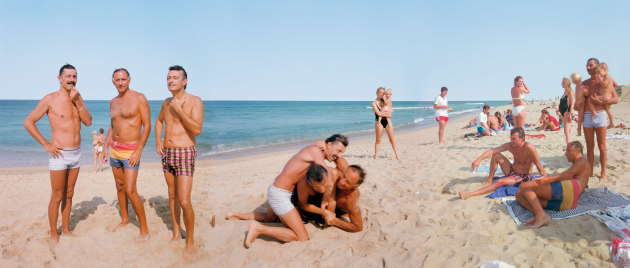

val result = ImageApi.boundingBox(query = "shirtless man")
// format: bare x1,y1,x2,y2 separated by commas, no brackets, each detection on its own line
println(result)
23,64,92,244
581,58,619,180
226,134,348,248
297,156,366,233
102,68,150,240
515,141,590,228
487,111,500,133
459,127,547,200
155,65,204,258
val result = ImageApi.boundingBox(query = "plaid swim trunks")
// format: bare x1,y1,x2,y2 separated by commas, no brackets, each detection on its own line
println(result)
162,146,197,176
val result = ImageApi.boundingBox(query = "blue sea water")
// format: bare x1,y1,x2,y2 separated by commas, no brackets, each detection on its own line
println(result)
0,99,508,167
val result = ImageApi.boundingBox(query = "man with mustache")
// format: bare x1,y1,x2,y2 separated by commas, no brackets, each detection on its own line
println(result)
24,64,92,245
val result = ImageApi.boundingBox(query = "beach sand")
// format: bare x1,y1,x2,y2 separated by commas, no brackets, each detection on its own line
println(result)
2,102,630,267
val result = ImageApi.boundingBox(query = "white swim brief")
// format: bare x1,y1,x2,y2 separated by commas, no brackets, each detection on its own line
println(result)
49,147,81,171
513,105,525,116
267,183,294,216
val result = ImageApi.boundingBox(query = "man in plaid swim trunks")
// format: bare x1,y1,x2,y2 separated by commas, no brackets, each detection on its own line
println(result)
459,127,547,200
155,65,204,259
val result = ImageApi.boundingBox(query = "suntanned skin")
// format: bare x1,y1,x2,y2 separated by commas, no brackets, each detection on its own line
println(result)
487,113,499,131
101,70,151,241
434,90,451,143
23,67,92,245
574,77,585,136
372,89,400,160
511,78,530,128
325,157,363,232
459,131,547,200
582,60,619,180
225,140,346,248
155,69,204,259
515,144,590,228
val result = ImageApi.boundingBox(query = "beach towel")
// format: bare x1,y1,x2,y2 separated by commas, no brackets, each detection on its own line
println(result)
503,188,630,225
525,133,546,138
607,134,630,140
473,160,546,176
485,175,542,199
588,205,630,239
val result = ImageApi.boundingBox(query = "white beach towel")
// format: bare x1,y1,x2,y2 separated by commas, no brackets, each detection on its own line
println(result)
607,134,630,140
473,160,546,176
503,188,630,225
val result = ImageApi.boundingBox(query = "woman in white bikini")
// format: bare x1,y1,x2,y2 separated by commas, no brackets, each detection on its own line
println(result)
511,76,531,129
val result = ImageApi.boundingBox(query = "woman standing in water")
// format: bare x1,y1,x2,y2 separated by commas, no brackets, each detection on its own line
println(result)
511,76,531,128
372,87,400,160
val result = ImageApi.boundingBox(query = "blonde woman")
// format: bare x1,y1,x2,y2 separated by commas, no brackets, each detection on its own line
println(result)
571,72,584,136
511,76,530,128
371,88,400,160
559,77,575,144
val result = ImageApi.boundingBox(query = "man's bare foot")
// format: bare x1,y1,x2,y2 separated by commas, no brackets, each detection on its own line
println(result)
601,174,607,181
61,230,76,237
482,179,493,186
373,155,378,160
49,234,60,246
245,222,261,248
182,244,195,261
112,221,129,232
458,192,468,200
135,233,151,243
526,214,551,229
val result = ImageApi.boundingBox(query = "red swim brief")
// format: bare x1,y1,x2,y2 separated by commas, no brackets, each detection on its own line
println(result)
436,116,449,122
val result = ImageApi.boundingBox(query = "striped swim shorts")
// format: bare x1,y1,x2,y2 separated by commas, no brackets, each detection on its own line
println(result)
161,146,197,176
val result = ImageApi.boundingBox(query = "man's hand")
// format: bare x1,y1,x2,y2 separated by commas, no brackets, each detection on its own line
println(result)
471,159,480,172
322,209,336,226
44,140,63,158
69,86,80,103
170,96,185,115
156,140,164,155
315,140,326,151
129,150,141,167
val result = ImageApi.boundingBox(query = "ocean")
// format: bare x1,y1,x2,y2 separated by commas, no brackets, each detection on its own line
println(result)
0,99,509,167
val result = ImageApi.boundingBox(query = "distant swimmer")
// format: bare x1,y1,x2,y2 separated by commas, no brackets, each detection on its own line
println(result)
23,64,92,245
459,127,547,200
155,65,204,259
511,76,531,128
515,141,590,229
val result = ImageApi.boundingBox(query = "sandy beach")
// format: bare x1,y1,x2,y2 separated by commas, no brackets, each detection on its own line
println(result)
2,102,630,267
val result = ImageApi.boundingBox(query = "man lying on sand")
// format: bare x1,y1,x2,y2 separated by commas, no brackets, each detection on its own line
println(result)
226,134,348,248
459,127,547,200
515,141,590,229
293,149,366,233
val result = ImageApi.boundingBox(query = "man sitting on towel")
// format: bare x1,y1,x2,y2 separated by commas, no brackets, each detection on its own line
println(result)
459,127,547,200
515,141,590,229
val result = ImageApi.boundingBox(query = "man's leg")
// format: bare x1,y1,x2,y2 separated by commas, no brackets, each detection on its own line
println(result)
48,170,68,244
595,126,607,179
176,175,194,252
517,183,552,229
485,153,511,185
438,120,446,143
163,172,181,241
583,127,595,177
245,208,308,248
123,168,150,238
112,166,129,231
61,168,79,236
460,177,515,200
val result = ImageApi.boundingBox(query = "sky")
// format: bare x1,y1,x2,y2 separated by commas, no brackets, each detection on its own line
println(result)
1,0,628,101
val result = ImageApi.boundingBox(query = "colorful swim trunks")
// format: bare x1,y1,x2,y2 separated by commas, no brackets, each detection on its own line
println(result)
544,179,581,211
161,146,197,176
508,168,531,186
109,139,140,170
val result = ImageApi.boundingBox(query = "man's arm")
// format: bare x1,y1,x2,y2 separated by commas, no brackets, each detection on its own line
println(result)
295,180,327,216
472,144,508,171
528,144,547,176
71,89,92,126
535,159,587,185
155,101,166,155
101,125,113,162
331,194,362,232
23,96,62,157
128,94,151,167
171,96,203,136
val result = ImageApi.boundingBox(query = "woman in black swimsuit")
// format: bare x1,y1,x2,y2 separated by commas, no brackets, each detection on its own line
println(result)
371,87,400,160
559,77,575,144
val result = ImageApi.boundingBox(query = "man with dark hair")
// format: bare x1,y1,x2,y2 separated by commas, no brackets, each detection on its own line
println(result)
459,127,547,200
24,64,92,244
102,68,151,240
581,58,619,180
477,104,494,136
434,87,451,143
155,65,204,258
515,141,590,228
226,134,349,248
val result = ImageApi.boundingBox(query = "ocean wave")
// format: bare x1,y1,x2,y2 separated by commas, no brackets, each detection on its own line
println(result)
465,102,484,105
450,108,478,115
365,106,432,110
413,118,425,123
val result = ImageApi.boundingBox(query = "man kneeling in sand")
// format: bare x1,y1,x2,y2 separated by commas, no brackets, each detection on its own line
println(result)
226,134,348,247
515,141,590,229
295,151,366,232
459,127,547,200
